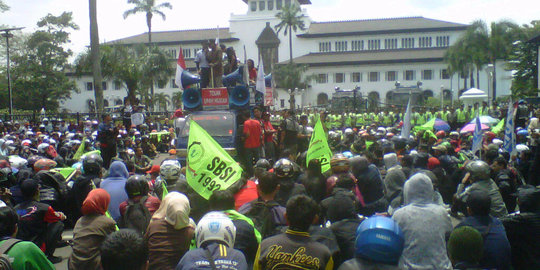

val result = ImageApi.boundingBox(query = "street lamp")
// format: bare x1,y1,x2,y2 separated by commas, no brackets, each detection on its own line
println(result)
440,85,444,110
485,64,494,107
288,88,304,110
1,27,25,120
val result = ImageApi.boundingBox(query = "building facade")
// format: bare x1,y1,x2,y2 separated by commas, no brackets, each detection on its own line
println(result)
64,0,513,112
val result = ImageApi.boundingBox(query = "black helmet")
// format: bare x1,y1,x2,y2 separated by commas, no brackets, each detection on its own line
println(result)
82,153,103,174
254,159,271,170
125,175,149,199
273,158,294,179
465,160,490,181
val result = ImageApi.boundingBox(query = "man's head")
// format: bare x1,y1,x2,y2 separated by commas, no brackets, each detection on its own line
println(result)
257,171,279,197
135,147,143,157
447,226,483,266
466,191,491,216
490,156,507,173
100,229,148,270
102,114,112,123
285,195,318,232
253,107,262,119
20,178,39,200
201,40,209,49
208,39,217,49
209,190,235,211
0,206,18,238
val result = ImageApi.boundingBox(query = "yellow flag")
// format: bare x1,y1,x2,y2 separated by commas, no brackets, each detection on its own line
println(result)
306,116,333,173
186,120,243,199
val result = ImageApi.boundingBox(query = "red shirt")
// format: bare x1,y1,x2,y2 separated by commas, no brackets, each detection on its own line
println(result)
233,180,258,210
119,195,161,217
263,120,275,143
249,67,257,81
243,119,262,148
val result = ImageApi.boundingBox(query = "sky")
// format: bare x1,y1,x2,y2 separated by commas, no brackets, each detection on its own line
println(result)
1,0,539,57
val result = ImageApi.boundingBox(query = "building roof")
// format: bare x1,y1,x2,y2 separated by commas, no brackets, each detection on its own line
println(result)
281,48,447,66
256,22,281,46
529,32,540,43
242,0,311,4
298,17,468,38
105,28,239,45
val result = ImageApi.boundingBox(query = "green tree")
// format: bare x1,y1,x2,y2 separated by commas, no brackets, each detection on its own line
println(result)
153,92,170,111
273,63,312,109
123,0,172,44
508,21,540,97
0,0,9,12
487,20,521,99
463,20,490,88
444,40,472,90
75,44,173,107
9,12,79,111
172,91,182,108
275,4,305,63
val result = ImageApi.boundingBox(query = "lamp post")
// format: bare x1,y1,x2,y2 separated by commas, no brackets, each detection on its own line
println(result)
440,85,444,110
485,64,494,107
288,87,304,110
352,86,360,112
1,27,25,120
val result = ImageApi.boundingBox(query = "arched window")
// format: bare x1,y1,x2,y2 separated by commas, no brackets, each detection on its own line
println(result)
368,91,380,111
317,93,329,105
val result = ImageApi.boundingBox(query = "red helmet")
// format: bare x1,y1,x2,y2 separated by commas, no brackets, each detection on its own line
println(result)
34,159,57,172
436,130,446,138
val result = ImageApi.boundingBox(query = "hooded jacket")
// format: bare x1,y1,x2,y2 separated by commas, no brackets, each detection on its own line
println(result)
456,179,508,218
69,189,117,270
392,173,453,270
100,161,129,221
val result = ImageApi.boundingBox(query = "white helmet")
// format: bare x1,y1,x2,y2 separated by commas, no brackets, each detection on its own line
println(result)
160,161,181,180
196,211,236,248
306,127,314,135
344,128,354,135
37,143,50,153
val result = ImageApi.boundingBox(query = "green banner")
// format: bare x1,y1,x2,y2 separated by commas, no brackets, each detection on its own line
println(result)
186,120,243,200
306,116,333,173
50,167,77,181
72,137,87,161
492,119,504,134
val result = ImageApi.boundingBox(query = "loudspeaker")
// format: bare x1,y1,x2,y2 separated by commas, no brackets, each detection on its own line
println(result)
265,73,272,87
182,87,201,110
222,66,245,87
181,70,201,89
229,85,250,108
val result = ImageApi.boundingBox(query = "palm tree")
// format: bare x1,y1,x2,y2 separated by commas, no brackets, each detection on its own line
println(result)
172,91,183,108
275,4,306,63
89,0,104,115
123,0,172,44
487,20,520,100
463,20,489,89
153,92,170,111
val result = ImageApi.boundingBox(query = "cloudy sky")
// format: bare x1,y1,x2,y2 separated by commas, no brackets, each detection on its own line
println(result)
1,0,539,56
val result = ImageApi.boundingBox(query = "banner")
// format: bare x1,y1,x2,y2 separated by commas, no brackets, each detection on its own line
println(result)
472,114,483,154
401,96,412,138
306,116,333,173
265,87,274,106
202,88,229,110
186,120,243,199
503,100,517,155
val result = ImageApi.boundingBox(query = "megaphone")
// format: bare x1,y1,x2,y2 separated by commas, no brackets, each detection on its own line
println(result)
181,70,200,89
182,87,202,110
265,73,272,87
223,66,244,87
229,85,250,108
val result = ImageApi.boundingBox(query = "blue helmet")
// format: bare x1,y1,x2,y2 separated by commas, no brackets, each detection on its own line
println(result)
342,151,353,159
355,216,404,265
517,129,528,137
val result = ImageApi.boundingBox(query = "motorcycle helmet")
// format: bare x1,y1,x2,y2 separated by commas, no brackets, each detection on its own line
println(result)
82,153,103,175
330,153,349,173
273,158,294,179
355,216,404,265
196,211,236,248
465,160,490,181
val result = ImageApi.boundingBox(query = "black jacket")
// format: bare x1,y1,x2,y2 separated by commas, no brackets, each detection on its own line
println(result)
501,212,540,270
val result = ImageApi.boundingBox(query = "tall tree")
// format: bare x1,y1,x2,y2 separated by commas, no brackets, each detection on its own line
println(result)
89,0,104,115
172,91,182,108
463,20,489,89
487,20,520,100
10,12,78,111
123,0,172,44
75,44,173,107
275,3,305,63
153,92,170,111
0,0,9,12
508,21,540,97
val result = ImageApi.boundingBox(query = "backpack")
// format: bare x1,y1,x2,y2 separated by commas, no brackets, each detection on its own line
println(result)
244,200,281,239
119,196,151,235
0,239,21,270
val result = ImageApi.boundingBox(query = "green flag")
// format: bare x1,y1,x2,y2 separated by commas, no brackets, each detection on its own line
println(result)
50,168,76,181
491,119,504,134
306,116,333,173
72,138,87,161
186,120,243,200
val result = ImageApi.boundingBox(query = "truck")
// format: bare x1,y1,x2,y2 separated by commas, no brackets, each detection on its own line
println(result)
175,110,238,166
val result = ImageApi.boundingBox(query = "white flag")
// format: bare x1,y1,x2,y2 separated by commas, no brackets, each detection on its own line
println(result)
400,97,412,138
256,58,266,94
174,47,186,90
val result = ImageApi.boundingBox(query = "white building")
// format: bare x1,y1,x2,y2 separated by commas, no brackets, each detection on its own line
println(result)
64,0,513,112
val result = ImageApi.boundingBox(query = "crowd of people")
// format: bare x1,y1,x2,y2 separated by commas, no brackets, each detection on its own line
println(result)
0,98,539,270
